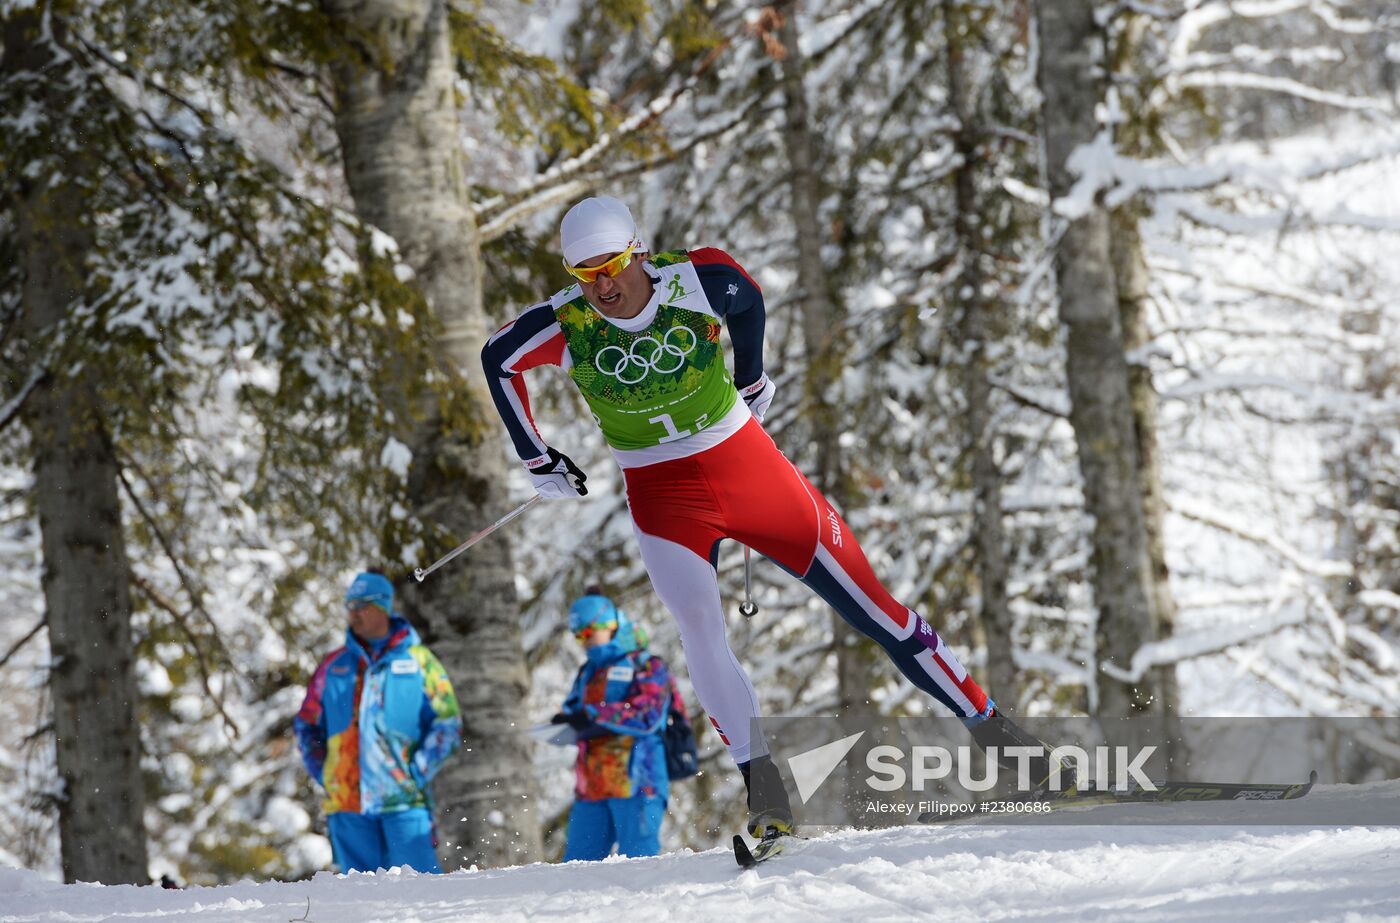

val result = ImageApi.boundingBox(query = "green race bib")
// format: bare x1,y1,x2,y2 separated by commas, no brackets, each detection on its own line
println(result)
556,254,737,450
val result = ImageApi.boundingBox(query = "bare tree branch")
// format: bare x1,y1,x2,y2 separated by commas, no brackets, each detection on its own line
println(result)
0,365,45,435
128,571,242,739
0,620,45,671
113,456,248,688
989,377,1072,419
1173,499,1353,579
475,38,737,240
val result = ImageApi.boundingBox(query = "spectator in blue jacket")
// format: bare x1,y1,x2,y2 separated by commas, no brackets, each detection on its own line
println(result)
294,571,461,873
555,591,675,860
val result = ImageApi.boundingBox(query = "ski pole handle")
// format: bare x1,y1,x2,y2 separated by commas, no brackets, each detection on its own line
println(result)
740,544,758,617
413,495,541,582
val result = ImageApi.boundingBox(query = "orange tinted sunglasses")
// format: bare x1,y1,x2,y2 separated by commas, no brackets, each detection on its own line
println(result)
563,242,637,284
574,621,618,643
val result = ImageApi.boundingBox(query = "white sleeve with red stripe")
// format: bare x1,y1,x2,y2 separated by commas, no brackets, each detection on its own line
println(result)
481,301,571,465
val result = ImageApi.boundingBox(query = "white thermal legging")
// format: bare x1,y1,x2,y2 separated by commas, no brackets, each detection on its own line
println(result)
633,529,767,762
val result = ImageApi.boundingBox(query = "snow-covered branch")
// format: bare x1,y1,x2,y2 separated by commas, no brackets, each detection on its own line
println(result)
1014,648,1093,687
1170,0,1379,64
475,48,722,237
1174,71,1393,113
1358,589,1400,613
1100,606,1309,684
1172,499,1352,579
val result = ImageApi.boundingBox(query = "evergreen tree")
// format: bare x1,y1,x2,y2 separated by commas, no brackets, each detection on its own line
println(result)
1,0,439,882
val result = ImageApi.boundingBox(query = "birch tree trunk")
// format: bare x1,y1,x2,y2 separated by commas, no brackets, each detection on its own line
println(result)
1035,0,1161,716
321,0,542,867
1106,9,1179,717
943,0,1016,707
773,3,878,725
1111,213,1180,714
5,8,150,884
775,3,842,501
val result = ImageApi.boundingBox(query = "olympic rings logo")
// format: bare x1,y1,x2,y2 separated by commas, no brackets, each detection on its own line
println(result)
595,325,698,385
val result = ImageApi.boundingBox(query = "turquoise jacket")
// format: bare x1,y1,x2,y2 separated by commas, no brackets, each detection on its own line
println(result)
294,617,461,814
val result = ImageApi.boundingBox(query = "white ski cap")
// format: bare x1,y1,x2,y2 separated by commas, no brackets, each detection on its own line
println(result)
560,196,646,266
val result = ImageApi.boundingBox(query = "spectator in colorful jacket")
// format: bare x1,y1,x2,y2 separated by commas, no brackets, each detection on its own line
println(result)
554,590,676,860
293,570,462,874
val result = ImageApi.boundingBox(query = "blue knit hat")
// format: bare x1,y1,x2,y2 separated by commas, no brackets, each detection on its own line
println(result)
345,571,393,614
568,594,619,634
567,593,641,651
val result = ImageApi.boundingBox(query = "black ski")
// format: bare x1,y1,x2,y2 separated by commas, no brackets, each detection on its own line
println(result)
917,770,1317,824
1100,770,1317,804
733,831,803,867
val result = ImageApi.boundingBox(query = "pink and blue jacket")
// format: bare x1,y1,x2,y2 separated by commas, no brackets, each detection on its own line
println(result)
563,625,676,803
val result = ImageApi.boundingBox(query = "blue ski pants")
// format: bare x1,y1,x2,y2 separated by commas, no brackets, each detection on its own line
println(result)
327,807,442,873
563,794,666,861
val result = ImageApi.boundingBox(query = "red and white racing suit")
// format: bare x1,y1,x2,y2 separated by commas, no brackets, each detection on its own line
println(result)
484,248,991,762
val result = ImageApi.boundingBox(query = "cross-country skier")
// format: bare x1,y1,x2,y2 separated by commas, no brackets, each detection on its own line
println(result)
482,196,1057,846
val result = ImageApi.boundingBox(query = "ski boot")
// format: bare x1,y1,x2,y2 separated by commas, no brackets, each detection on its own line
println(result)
734,754,797,866
740,754,796,839
968,707,1079,800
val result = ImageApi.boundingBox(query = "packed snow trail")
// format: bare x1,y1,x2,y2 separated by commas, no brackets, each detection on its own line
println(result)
3,783,1400,922
4,827,1397,922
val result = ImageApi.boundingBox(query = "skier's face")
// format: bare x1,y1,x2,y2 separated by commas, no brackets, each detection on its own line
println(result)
576,250,654,319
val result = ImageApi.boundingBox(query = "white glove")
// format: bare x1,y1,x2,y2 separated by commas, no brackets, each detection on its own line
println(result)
525,448,588,500
738,373,775,422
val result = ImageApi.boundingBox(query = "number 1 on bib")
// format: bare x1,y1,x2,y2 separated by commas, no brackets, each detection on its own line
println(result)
649,412,692,444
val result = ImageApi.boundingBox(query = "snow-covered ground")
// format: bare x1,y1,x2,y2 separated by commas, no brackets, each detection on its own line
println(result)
4,782,1399,923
